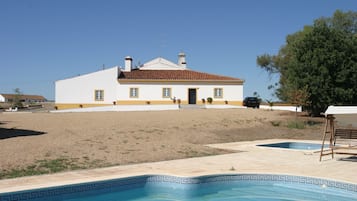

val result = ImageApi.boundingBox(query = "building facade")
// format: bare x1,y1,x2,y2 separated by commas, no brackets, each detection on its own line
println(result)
55,53,244,110
0,94,46,103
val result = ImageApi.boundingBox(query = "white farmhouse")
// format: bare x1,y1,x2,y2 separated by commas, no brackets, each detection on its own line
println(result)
0,94,46,103
55,53,244,110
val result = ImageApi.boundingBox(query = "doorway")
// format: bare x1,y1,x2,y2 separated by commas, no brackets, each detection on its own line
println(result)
188,88,197,104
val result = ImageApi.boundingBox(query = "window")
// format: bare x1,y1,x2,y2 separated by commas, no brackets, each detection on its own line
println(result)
214,88,223,98
130,88,139,98
162,88,171,98
94,90,104,101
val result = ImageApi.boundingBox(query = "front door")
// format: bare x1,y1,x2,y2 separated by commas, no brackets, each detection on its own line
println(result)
188,88,197,104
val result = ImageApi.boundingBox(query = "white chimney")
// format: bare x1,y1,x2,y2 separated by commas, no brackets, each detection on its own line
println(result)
124,56,132,72
178,52,187,68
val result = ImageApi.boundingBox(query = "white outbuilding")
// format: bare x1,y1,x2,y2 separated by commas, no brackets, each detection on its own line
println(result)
55,53,244,110
0,94,5,102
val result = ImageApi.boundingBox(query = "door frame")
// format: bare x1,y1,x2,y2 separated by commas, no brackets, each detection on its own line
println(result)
188,88,197,104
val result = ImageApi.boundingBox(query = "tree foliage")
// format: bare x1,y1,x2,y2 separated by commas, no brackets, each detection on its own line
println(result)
13,88,23,108
257,10,357,115
288,86,310,108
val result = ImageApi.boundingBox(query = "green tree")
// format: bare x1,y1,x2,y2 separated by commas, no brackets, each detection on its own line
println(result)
257,10,357,116
288,85,310,123
13,88,23,108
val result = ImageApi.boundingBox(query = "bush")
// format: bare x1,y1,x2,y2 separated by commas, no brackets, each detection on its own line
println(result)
287,120,305,129
270,121,281,127
207,97,213,104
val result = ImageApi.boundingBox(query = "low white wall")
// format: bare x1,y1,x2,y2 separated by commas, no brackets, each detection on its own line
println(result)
51,105,179,113
260,105,302,112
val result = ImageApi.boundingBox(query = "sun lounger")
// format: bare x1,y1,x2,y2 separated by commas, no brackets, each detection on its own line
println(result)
331,128,357,156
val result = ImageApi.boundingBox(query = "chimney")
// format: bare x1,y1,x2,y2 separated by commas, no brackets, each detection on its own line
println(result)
124,56,132,72
178,52,187,68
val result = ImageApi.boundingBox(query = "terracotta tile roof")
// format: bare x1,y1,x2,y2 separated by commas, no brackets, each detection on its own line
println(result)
118,69,243,82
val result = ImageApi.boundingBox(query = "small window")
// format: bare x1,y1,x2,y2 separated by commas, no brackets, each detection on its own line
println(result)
130,88,139,98
214,88,223,98
94,90,104,101
162,88,171,98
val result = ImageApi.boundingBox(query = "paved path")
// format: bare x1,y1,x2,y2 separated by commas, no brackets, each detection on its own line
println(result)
0,139,355,193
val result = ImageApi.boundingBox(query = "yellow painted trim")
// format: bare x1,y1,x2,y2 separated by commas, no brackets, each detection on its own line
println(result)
118,79,244,85
196,100,206,105
116,100,176,105
196,100,243,106
211,100,243,106
55,103,112,110
55,100,243,109
213,88,223,99
179,100,188,105
129,88,139,98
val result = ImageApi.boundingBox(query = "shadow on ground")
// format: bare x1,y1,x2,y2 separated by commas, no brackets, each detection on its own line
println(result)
338,156,357,162
0,128,46,140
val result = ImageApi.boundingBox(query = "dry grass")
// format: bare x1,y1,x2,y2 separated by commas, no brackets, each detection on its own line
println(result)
0,109,324,178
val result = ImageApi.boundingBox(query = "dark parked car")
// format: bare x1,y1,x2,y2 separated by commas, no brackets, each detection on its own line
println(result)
243,97,260,108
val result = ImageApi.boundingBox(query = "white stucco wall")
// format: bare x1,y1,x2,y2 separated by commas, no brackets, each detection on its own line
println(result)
0,95,5,102
117,83,243,102
55,67,119,104
260,105,302,112
51,105,179,113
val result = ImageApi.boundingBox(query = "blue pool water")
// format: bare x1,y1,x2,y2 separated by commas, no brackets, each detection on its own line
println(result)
1,174,356,201
257,142,327,150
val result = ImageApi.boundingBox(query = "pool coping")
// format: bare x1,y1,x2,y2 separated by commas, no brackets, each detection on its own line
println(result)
1,174,356,200
208,139,326,154
0,139,356,194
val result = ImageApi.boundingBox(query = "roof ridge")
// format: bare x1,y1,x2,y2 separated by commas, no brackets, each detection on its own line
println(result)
118,69,243,82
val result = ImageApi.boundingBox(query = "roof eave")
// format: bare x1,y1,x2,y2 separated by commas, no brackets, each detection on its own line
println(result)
117,79,244,85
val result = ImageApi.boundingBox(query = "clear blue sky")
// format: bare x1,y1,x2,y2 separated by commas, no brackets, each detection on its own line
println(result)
0,0,355,101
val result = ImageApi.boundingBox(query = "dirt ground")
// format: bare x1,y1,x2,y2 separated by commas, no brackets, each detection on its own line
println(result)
0,108,324,176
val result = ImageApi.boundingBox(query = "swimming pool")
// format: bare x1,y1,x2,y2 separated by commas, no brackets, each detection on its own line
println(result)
1,174,356,201
257,142,327,150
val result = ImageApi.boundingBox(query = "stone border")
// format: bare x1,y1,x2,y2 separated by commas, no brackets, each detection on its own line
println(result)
1,174,356,200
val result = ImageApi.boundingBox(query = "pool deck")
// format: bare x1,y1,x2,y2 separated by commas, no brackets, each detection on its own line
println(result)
0,139,356,193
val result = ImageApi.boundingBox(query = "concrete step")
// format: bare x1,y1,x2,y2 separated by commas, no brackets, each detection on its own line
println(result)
179,104,205,109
